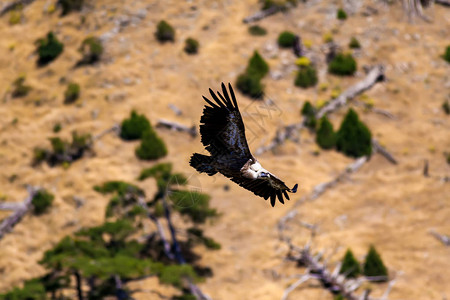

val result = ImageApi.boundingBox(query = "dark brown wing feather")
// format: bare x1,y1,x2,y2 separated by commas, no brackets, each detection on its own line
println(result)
199,83,251,159
228,173,297,207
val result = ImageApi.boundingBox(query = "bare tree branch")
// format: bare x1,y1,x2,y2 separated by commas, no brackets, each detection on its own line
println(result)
254,123,303,156
0,186,38,241
281,274,311,300
137,196,175,261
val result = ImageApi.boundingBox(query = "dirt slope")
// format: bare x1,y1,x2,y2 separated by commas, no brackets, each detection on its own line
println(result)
0,0,449,299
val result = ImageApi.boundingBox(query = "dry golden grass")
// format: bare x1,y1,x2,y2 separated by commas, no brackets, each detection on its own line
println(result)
0,0,449,299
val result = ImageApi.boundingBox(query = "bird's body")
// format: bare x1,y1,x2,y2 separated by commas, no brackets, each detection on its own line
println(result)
190,83,298,207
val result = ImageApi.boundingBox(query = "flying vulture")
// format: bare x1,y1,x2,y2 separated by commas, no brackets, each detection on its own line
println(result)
189,83,298,207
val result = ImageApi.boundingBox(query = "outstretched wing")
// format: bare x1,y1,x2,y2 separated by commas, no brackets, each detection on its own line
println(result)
200,83,251,159
229,174,298,207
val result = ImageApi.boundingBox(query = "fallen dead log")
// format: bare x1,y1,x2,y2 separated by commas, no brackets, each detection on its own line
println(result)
283,243,394,300
371,139,397,165
0,186,38,241
316,65,385,119
243,6,280,23
156,119,197,138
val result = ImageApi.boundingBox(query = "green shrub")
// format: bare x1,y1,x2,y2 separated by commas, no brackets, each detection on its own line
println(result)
294,65,318,88
158,265,200,288
236,51,268,99
328,53,357,76
337,8,347,20
336,109,372,158
301,101,317,130
11,75,32,98
64,82,80,104
184,38,199,54
36,32,64,66
339,249,361,278
53,123,62,133
170,191,217,223
248,25,267,36
334,295,345,300
155,20,175,42
443,100,450,115
78,36,103,64
120,111,151,140
316,116,336,149
32,189,54,215
363,245,388,282
9,10,22,25
246,50,269,78
0,278,47,300
236,73,264,99
443,45,450,63
349,37,361,49
58,0,84,16
135,129,168,160
277,31,296,48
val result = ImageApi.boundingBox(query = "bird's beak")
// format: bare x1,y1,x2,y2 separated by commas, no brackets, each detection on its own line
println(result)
259,173,269,178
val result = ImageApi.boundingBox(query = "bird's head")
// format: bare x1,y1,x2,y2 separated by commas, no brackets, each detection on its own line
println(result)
257,171,270,179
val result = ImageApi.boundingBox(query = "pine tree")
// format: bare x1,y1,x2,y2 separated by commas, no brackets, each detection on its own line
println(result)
316,116,336,150
336,109,372,158
135,128,168,160
339,249,361,278
363,245,388,282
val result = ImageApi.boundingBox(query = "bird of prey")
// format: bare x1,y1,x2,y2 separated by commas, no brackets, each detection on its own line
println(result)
190,83,298,207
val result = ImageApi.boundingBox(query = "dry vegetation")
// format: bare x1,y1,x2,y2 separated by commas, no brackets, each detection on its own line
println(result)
0,0,449,299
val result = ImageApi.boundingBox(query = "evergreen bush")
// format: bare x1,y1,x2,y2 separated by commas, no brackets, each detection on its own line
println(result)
184,38,199,54
248,25,267,36
294,65,318,88
277,31,296,48
32,189,54,215
300,101,316,130
349,37,361,49
246,50,269,78
316,116,336,149
64,82,80,104
339,249,361,278
120,111,151,140
336,109,372,158
328,53,357,76
155,20,175,42
337,8,347,20
236,73,264,99
135,129,168,160
36,32,64,66
443,100,450,115
78,36,103,65
236,51,269,99
11,75,32,98
363,245,388,282
443,45,450,63
58,0,84,16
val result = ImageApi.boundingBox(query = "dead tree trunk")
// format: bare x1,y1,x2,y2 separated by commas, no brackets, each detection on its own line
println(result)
0,186,38,241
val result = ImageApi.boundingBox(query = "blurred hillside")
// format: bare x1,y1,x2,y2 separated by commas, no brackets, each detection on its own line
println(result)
0,0,449,299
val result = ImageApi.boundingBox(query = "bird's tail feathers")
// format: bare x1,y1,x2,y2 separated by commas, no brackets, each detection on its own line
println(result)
190,153,217,176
